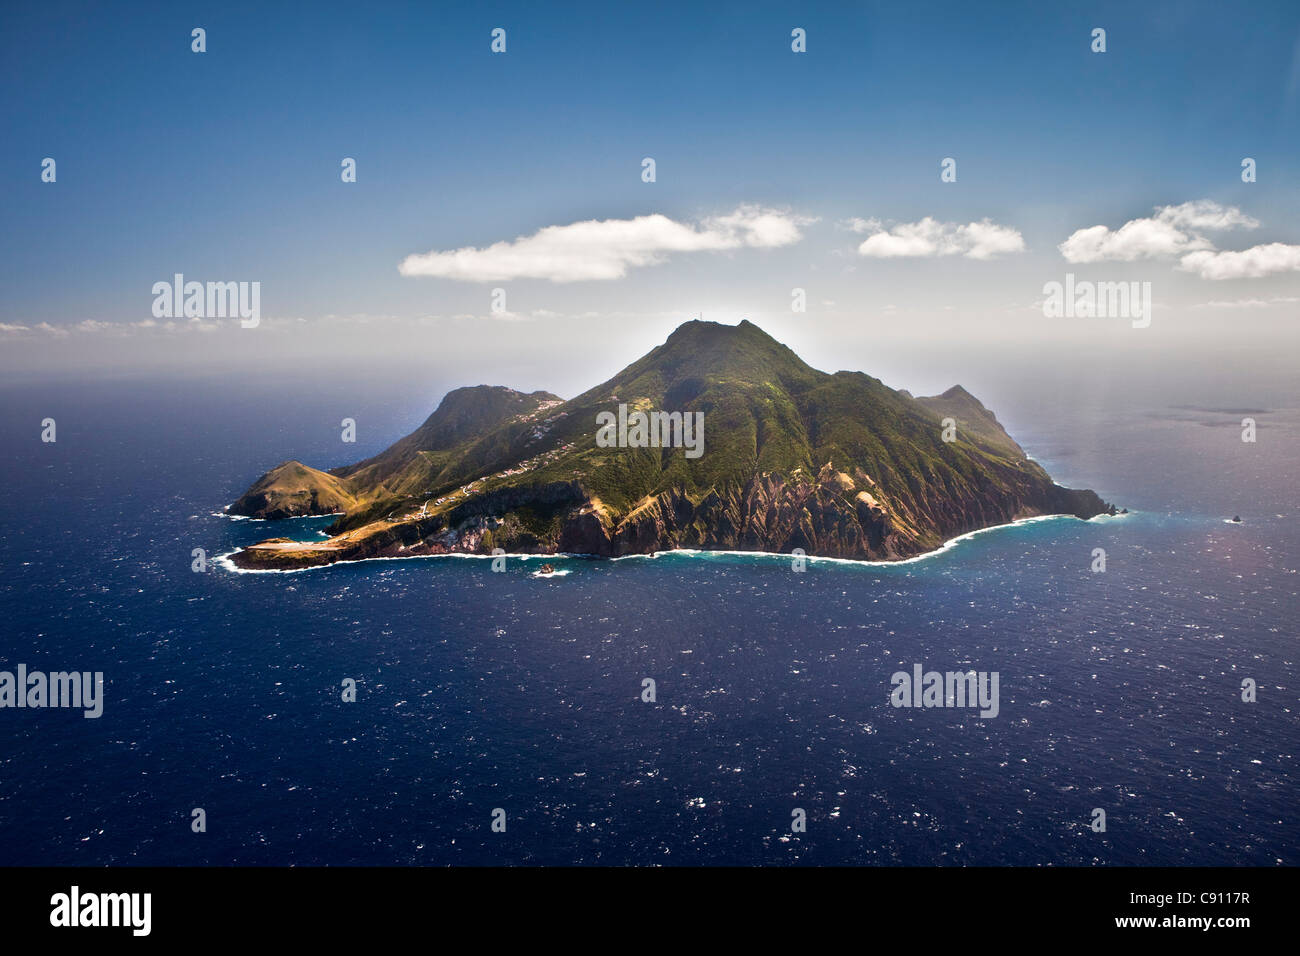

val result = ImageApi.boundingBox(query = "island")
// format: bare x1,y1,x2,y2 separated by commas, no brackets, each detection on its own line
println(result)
225,319,1115,570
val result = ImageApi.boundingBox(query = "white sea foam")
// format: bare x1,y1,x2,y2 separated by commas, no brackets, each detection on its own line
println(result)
642,513,1092,568
213,549,586,575
211,510,343,522
215,511,1128,574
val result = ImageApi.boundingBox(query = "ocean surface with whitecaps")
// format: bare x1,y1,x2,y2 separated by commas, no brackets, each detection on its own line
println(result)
1,373,1295,866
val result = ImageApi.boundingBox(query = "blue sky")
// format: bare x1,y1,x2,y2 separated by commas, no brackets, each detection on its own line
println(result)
2,0,1298,390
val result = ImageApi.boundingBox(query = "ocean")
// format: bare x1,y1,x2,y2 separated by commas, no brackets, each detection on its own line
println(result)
1,371,1295,866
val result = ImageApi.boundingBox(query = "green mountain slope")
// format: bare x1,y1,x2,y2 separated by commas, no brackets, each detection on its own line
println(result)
228,320,1114,569
229,384,561,519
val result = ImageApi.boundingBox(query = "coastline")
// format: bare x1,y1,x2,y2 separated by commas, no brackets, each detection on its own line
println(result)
212,509,345,522
214,509,1132,576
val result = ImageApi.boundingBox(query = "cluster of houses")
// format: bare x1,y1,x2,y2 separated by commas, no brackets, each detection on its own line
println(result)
524,405,567,443
483,438,576,486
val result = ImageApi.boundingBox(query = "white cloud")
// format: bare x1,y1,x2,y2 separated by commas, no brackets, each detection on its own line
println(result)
0,323,30,333
855,217,1025,260
1179,243,1300,280
841,217,883,234
1059,200,1258,263
1159,199,1259,231
398,204,814,282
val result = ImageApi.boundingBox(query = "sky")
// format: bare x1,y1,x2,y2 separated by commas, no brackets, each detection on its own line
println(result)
2,0,1298,404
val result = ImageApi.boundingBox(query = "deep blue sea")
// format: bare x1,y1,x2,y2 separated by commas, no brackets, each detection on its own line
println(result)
1,373,1296,865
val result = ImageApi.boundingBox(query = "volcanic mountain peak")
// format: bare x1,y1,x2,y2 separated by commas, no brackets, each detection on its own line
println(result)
581,318,817,404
